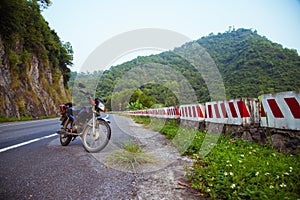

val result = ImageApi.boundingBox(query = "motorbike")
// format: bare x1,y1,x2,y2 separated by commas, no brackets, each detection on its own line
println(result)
56,83,111,153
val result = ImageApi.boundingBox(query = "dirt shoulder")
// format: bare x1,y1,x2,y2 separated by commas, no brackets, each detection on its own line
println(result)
92,115,203,199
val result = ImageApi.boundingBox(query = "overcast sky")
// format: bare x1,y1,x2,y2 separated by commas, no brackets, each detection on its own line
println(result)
42,0,300,71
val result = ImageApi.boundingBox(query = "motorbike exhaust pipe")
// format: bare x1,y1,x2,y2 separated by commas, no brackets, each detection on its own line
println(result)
56,130,71,135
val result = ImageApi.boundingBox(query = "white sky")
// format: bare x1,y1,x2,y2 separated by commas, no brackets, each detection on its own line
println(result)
42,0,300,72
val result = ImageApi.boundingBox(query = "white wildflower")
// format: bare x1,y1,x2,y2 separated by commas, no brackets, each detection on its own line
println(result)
280,183,286,188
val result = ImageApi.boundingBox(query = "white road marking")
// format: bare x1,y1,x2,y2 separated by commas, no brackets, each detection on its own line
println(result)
0,133,58,153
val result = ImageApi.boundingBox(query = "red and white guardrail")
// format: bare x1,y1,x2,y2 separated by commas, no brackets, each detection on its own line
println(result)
205,98,259,126
179,104,205,121
125,107,179,119
124,90,299,131
260,91,300,130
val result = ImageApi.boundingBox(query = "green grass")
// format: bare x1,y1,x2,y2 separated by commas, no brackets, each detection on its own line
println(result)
0,115,32,123
131,116,151,125
0,115,58,123
185,134,300,199
129,115,300,199
106,140,158,173
130,116,179,139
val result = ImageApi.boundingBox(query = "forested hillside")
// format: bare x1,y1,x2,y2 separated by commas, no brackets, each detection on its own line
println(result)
94,28,300,111
197,29,300,98
0,0,73,118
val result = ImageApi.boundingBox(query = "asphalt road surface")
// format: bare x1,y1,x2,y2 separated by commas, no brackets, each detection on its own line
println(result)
0,115,200,200
0,117,137,199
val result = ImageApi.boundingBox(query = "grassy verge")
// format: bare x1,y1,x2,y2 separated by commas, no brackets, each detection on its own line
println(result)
0,115,58,123
129,116,300,199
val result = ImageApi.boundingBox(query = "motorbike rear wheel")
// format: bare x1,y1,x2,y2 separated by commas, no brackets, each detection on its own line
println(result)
60,121,73,146
82,119,111,153
60,134,72,146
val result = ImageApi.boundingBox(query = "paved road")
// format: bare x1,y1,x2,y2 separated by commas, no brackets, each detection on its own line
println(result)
0,118,59,150
0,115,200,199
0,117,136,199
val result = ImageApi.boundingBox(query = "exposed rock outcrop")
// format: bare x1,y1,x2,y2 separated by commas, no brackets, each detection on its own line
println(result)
0,36,70,118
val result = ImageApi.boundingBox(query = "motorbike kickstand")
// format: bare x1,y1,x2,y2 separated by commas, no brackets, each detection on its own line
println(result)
72,136,77,141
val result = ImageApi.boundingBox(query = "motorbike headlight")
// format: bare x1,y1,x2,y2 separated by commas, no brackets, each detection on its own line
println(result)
95,98,106,112
97,102,105,112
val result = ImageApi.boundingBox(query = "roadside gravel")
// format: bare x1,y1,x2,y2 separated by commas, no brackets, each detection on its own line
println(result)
92,115,202,199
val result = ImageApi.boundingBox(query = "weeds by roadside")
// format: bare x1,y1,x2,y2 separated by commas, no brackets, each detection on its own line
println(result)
0,114,57,123
106,140,158,173
129,116,300,199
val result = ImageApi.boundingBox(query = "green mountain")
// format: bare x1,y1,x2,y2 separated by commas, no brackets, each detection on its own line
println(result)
197,29,300,98
94,28,300,111
0,0,73,118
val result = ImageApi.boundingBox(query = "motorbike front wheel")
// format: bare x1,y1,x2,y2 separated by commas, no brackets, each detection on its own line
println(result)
82,119,111,153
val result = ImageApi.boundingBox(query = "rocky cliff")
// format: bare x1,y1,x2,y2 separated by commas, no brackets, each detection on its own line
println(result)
0,36,70,118
0,0,73,118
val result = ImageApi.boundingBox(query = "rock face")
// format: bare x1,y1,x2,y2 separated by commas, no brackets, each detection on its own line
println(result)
0,36,70,118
